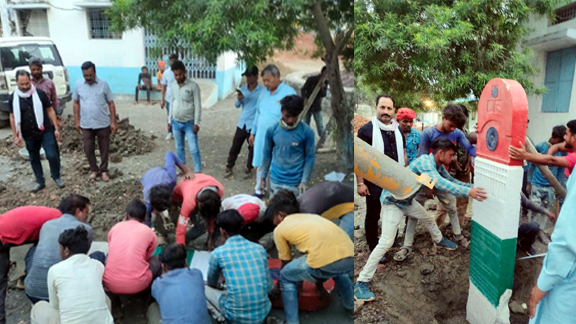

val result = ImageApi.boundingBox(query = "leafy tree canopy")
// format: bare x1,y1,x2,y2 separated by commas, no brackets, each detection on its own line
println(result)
354,0,560,110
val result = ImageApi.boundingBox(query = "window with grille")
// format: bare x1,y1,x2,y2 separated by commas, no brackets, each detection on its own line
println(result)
553,3,576,25
87,9,121,39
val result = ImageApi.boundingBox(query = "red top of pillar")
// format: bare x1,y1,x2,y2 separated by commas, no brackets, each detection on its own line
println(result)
476,78,528,166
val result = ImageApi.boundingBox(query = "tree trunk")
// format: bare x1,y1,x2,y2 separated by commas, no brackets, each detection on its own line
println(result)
325,53,353,172
311,1,353,172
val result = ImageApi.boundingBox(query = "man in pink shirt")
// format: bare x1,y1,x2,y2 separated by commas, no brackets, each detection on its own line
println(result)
103,200,159,318
510,120,576,178
0,206,62,324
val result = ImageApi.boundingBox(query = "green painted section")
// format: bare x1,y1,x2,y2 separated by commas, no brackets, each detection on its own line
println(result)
469,221,517,307
152,246,195,265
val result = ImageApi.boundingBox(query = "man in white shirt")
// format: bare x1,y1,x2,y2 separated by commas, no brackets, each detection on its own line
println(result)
30,226,113,324
160,53,178,140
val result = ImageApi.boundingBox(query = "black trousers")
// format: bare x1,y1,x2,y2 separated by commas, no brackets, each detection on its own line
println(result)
226,126,254,171
0,242,10,324
136,85,151,102
365,198,382,251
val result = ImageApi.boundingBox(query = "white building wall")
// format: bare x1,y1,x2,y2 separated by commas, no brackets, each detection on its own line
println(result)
524,3,576,143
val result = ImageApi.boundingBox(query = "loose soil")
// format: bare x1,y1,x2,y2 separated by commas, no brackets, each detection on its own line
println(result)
354,196,546,324
1,95,352,324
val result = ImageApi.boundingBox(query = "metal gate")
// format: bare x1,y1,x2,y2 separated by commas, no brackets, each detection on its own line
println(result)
144,29,216,79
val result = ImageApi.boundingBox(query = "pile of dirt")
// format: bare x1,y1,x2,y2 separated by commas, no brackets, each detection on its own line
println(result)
59,115,156,156
354,114,370,133
354,219,543,324
0,137,20,160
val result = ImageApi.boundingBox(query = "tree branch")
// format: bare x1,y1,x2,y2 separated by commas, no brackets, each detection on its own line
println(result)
311,0,334,54
335,26,353,54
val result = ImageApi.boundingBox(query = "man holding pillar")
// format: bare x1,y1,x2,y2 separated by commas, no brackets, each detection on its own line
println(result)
354,139,487,302
356,94,407,259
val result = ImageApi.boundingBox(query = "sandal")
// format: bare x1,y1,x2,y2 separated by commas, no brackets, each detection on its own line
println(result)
393,246,412,262
454,235,470,249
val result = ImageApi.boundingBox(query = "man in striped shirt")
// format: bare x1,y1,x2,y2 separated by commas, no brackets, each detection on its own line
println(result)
354,139,487,302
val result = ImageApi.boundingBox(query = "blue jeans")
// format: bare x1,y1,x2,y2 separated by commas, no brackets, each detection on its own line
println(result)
171,120,202,172
166,102,172,134
270,181,299,197
304,110,325,141
332,211,354,240
280,256,353,324
24,131,61,186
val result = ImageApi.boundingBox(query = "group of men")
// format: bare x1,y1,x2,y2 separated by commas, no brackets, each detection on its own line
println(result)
9,59,117,189
353,93,576,323
0,176,355,324
1,55,355,324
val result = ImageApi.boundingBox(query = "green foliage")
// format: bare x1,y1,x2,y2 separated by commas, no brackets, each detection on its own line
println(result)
354,0,560,110
109,0,353,67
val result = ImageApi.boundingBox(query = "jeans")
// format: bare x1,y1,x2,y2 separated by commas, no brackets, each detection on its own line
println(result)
270,181,299,197
166,102,172,134
404,188,461,247
358,200,442,283
24,131,61,185
171,120,202,172
303,110,325,142
529,185,555,230
226,126,254,172
280,256,353,324
332,211,354,240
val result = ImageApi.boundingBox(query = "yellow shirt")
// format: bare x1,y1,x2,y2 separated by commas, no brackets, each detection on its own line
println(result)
157,70,163,84
273,213,354,268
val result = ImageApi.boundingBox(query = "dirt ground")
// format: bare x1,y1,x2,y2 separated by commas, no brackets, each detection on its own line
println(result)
0,93,352,324
353,192,548,324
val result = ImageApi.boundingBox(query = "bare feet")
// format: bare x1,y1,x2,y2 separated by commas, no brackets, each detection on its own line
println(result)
89,172,98,180
101,172,110,182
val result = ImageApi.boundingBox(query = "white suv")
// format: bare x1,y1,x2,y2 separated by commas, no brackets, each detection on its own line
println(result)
0,37,72,128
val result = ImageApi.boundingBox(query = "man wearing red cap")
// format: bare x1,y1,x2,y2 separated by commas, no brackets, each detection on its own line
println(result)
396,107,421,165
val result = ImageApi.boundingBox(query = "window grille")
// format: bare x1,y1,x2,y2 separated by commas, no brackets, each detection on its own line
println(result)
87,9,121,39
553,3,576,26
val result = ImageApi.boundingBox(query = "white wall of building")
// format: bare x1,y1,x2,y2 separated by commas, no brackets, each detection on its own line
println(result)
524,3,576,143
47,0,145,68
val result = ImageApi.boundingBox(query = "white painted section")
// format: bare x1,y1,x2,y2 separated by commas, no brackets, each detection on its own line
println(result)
472,157,523,240
46,0,145,68
524,4,576,143
467,282,512,324
216,51,238,71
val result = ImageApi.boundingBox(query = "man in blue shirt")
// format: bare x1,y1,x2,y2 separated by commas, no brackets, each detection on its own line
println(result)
528,169,576,324
148,244,211,324
527,125,567,244
260,95,315,197
225,66,263,180
249,65,296,198
206,210,272,324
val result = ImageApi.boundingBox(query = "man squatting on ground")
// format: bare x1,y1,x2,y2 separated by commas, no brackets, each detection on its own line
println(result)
354,139,488,302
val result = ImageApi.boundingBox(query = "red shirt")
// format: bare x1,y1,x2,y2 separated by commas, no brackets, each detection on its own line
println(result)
565,151,576,177
0,206,61,245
172,174,224,245
103,220,158,294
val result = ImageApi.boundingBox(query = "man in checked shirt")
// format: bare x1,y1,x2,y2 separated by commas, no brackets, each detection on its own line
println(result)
354,139,488,302
29,58,60,117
